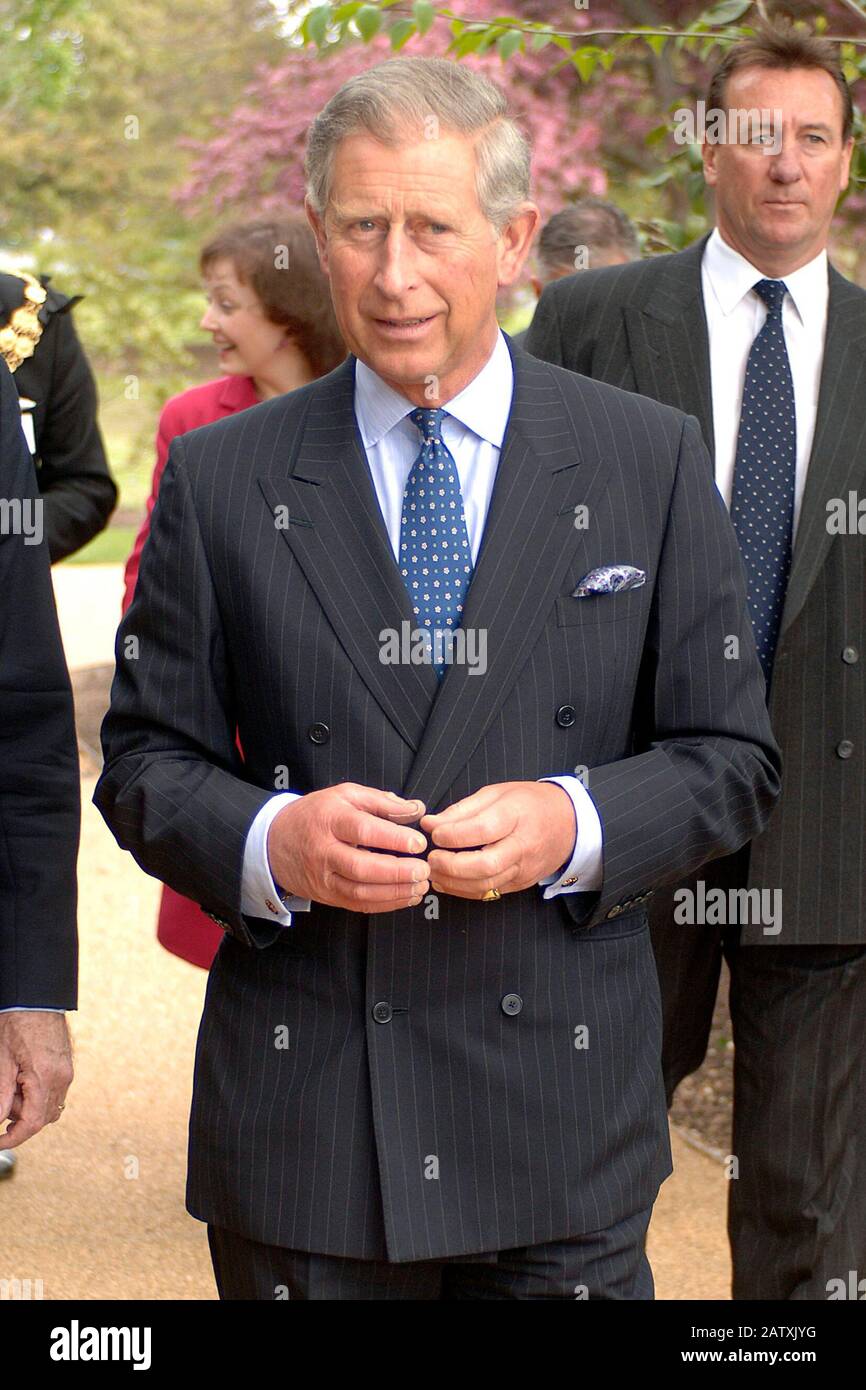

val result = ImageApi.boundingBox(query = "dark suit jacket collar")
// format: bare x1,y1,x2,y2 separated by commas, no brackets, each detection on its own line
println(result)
640,233,711,322
626,234,715,457
781,264,866,635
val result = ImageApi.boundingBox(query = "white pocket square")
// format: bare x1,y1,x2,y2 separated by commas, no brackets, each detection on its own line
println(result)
573,565,646,597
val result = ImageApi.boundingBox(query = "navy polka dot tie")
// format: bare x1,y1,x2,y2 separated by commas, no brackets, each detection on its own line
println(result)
730,278,796,687
399,407,474,678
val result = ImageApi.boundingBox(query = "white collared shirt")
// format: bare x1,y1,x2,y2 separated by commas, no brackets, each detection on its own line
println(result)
701,226,828,539
241,331,603,925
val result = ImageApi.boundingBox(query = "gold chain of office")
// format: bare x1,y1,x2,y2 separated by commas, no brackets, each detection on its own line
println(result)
0,272,47,373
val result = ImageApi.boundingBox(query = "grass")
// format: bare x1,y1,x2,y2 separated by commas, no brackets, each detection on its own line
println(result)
63,525,136,566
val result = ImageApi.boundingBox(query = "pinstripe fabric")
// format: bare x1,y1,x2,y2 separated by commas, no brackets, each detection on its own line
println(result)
526,241,866,946
207,1206,654,1299
94,341,778,1262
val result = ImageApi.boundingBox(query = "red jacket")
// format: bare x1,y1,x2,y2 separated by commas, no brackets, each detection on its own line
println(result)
122,374,260,967
122,374,259,610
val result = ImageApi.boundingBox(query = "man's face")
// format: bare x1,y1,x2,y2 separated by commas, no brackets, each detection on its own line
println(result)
306,129,539,404
702,66,853,275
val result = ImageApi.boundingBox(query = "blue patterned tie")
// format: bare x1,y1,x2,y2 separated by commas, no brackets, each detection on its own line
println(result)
399,407,473,678
730,278,796,687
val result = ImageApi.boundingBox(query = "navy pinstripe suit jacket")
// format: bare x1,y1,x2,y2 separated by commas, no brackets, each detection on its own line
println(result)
526,237,866,945
95,339,779,1260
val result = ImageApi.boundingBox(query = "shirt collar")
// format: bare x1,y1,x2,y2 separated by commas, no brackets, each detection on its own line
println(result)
354,329,513,451
703,226,828,330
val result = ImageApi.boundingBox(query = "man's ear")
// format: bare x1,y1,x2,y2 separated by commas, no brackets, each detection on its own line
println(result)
304,197,330,274
496,203,542,290
701,137,718,188
840,135,855,192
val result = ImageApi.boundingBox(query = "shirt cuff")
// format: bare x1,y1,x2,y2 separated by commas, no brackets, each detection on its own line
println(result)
241,793,312,925
0,1007,65,1013
537,775,604,896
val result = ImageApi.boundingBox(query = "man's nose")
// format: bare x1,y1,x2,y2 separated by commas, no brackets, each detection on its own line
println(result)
373,228,420,298
767,139,803,183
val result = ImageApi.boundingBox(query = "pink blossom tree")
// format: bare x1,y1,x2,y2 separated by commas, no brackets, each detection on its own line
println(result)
175,1,866,264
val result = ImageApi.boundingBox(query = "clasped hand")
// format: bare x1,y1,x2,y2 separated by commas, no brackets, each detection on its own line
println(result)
267,780,576,913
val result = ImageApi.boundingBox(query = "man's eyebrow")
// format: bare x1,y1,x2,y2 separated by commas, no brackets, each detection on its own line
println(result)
796,121,834,133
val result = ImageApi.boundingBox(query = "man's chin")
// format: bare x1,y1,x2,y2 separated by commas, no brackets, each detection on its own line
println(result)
356,337,445,390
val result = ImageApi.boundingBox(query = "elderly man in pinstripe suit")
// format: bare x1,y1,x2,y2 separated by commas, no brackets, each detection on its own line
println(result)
95,57,779,1300
527,23,866,1300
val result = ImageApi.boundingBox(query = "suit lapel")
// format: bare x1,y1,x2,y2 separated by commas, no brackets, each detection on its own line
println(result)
401,342,616,812
258,358,438,754
624,235,715,458
780,267,866,636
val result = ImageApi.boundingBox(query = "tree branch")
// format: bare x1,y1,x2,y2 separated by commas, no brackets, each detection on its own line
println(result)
411,7,866,47
836,0,866,27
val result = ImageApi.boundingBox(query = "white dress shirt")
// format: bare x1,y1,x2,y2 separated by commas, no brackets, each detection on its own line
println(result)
702,227,828,540
241,330,604,925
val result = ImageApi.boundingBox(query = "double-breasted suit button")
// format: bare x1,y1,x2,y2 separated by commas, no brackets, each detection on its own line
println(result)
842,646,859,664
836,739,854,760
308,722,330,745
372,1001,393,1024
555,705,576,728
501,993,523,1016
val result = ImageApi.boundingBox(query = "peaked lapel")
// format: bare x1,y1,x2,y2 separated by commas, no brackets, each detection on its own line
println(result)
401,340,617,812
258,358,439,755
624,234,715,458
780,266,866,636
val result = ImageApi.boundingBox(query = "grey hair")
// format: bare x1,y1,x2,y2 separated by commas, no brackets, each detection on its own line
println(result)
304,56,532,233
538,199,641,271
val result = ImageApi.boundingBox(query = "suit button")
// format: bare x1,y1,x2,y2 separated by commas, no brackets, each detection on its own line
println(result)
501,993,523,1016
606,904,623,919
836,739,855,760
308,722,330,745
372,1001,393,1024
842,646,859,664
555,705,576,728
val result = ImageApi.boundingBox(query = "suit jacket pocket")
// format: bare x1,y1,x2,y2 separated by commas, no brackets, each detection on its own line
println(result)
556,589,645,627
572,907,649,940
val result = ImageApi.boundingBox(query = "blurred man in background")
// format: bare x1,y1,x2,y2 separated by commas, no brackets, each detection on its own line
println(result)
0,269,116,562
514,198,640,346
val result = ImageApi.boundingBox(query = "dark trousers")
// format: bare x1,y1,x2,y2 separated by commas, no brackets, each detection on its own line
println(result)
651,855,866,1300
207,1206,655,1300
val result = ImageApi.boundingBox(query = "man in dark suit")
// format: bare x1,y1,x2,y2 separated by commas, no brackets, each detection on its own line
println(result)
0,269,116,562
95,56,779,1299
526,22,866,1299
0,356,79,1170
